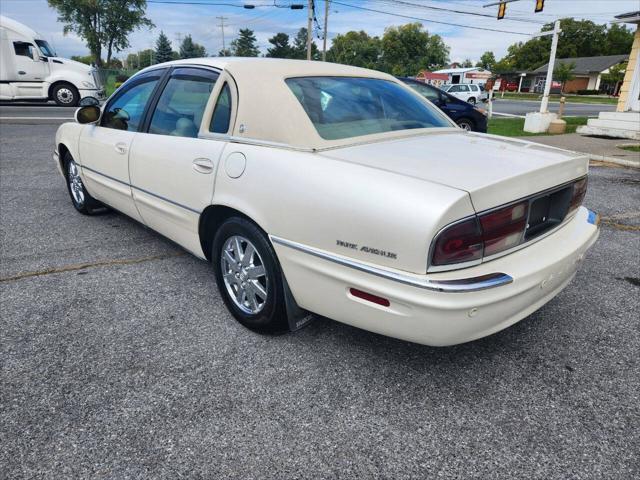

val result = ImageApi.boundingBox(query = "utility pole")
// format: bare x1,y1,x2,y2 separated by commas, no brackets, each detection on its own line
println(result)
322,0,329,61
217,16,228,56
306,0,313,60
539,20,561,113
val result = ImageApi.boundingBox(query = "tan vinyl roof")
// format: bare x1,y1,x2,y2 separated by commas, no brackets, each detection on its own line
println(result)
139,57,456,151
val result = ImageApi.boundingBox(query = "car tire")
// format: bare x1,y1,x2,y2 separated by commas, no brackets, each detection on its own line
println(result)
456,118,475,131
63,152,106,215
467,97,476,105
212,217,288,333
52,83,80,107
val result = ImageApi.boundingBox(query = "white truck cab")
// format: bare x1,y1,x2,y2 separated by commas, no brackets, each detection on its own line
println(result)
0,15,105,106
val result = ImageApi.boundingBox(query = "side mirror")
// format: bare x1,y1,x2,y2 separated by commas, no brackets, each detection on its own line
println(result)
31,48,40,62
79,96,100,107
75,105,101,124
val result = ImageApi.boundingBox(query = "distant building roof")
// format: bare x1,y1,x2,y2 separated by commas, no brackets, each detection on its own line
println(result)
416,71,449,81
433,67,487,74
532,55,629,75
613,11,640,24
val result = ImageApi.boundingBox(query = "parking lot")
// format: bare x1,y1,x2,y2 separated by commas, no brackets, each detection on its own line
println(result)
1,122,639,478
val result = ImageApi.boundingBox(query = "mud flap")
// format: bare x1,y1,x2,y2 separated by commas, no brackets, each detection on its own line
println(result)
282,274,314,331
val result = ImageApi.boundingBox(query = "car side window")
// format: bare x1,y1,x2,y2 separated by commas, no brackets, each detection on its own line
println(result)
209,83,232,134
13,42,35,58
149,68,219,138
102,70,165,132
460,85,470,92
409,83,440,103
449,85,460,92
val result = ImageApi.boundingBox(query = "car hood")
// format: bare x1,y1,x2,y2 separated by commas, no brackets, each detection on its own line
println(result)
319,131,588,212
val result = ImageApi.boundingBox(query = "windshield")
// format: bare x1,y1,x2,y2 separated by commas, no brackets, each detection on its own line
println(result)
286,77,451,141
35,40,55,57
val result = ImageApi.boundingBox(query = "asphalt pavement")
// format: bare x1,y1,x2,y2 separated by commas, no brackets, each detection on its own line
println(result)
491,98,616,118
1,124,639,479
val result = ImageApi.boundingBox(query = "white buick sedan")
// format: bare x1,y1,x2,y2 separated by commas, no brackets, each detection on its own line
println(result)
54,58,600,346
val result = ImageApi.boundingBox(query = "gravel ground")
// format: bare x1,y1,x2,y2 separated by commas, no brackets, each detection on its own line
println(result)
1,124,639,479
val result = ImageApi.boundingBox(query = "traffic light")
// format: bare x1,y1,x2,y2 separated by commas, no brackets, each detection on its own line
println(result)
535,0,544,12
497,1,506,19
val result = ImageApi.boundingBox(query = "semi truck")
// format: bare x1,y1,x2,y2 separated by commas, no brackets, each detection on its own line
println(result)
0,15,105,106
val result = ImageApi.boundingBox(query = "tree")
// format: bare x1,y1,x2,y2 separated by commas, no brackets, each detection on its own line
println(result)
71,54,96,65
601,62,628,95
125,49,154,69
231,28,260,57
496,18,632,72
554,61,575,93
155,31,174,64
379,23,449,76
218,48,232,57
291,28,319,60
48,0,153,67
476,51,496,71
461,58,473,68
179,35,206,59
266,33,293,58
604,24,634,55
327,31,381,69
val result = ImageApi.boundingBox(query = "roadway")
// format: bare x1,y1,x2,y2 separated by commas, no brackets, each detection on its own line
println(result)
490,98,616,118
0,99,618,124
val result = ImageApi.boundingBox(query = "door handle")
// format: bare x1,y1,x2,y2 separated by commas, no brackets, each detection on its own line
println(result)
192,158,214,174
114,142,128,155
18,71,26,75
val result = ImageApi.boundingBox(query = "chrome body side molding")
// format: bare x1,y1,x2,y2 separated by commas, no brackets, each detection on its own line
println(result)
270,235,513,293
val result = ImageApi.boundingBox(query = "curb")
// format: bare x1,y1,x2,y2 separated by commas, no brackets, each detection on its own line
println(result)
589,154,640,169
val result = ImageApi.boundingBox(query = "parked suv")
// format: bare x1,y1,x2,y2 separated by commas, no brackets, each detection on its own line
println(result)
441,83,484,104
400,78,487,132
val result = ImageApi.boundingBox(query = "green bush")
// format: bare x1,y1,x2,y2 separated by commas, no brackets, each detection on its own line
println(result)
115,74,130,83
576,89,601,95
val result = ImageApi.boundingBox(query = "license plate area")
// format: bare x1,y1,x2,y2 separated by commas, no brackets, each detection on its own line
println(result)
524,186,572,240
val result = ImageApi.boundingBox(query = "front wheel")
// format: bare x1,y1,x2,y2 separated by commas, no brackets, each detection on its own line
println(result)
212,217,288,333
456,118,475,131
52,83,79,107
64,153,105,215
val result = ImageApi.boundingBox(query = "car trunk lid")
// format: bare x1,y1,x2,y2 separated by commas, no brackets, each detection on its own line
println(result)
319,131,589,212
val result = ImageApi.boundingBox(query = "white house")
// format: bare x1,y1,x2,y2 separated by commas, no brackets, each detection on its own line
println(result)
432,67,492,85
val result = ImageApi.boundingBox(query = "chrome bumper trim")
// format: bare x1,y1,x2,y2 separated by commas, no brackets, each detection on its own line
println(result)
270,236,513,293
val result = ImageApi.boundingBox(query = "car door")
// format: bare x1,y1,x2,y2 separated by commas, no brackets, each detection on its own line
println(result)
78,68,166,222
128,67,231,256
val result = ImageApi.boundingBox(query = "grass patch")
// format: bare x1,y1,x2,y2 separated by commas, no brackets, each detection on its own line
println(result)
498,92,617,105
618,145,640,152
488,116,589,137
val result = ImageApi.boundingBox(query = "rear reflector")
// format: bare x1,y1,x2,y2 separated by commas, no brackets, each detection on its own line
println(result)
349,288,390,307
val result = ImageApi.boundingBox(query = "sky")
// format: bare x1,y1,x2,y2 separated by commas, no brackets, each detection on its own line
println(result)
0,0,638,64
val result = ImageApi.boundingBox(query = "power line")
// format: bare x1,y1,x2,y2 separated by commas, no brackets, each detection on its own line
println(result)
373,0,545,24
330,1,532,35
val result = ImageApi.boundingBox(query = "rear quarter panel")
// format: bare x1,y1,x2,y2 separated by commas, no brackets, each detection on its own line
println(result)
212,143,475,274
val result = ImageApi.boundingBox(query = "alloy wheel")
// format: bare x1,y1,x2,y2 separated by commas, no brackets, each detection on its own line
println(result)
67,161,85,207
220,235,268,314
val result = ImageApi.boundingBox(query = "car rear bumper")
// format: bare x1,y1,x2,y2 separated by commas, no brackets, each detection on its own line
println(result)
273,206,599,346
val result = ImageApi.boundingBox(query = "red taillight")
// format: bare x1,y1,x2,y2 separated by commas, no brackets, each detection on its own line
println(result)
431,178,588,269
480,201,528,257
431,217,483,266
568,177,587,214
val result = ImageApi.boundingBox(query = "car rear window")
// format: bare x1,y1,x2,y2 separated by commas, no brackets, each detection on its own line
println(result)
286,77,450,140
